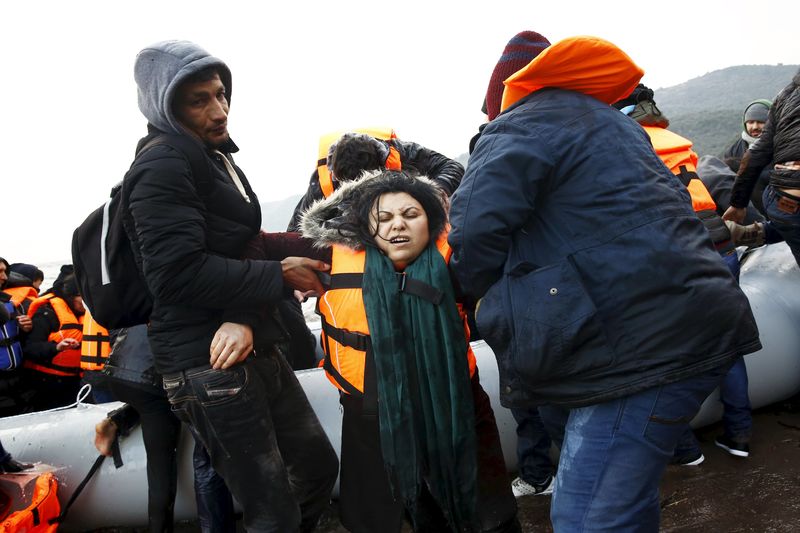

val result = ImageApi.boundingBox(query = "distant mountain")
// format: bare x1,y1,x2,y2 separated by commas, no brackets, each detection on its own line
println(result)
456,64,798,164
261,194,301,232
655,64,797,157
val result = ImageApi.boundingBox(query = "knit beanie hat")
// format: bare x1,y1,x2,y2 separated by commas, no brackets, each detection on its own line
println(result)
9,263,43,283
485,31,551,120
743,99,771,127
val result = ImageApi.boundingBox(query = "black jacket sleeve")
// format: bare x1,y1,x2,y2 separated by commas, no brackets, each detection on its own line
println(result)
22,305,59,362
393,140,464,196
128,147,286,310
731,109,776,208
287,170,324,232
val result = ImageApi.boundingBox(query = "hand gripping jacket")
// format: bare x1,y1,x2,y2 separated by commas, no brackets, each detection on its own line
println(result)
645,126,734,253
316,234,476,396
24,294,83,377
316,127,402,198
80,308,111,371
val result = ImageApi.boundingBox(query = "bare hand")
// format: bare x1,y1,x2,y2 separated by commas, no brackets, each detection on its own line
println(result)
722,206,746,224
16,314,32,332
281,257,330,295
94,418,118,457
56,338,80,351
210,322,254,369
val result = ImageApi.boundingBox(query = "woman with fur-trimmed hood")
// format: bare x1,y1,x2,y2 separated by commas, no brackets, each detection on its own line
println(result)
301,171,518,533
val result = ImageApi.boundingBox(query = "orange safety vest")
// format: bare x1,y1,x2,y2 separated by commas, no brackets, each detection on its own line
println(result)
24,294,83,377
0,472,60,533
2,286,38,311
644,126,717,213
80,309,111,371
317,233,476,395
317,127,402,198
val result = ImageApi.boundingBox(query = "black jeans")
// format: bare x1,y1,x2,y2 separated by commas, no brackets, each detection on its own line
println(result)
163,350,339,533
108,379,182,533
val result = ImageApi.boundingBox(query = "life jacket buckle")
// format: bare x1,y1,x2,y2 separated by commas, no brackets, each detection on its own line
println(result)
396,272,407,293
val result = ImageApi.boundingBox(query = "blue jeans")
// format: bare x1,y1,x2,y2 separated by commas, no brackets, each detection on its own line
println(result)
510,406,555,485
163,351,339,533
764,184,800,268
551,364,729,532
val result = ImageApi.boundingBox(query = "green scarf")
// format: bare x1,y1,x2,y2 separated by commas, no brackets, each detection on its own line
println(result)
362,244,478,531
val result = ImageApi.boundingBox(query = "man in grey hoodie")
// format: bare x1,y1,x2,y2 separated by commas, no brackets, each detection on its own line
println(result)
127,40,338,532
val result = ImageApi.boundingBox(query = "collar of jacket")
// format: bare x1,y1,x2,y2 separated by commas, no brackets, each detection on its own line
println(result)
143,124,239,154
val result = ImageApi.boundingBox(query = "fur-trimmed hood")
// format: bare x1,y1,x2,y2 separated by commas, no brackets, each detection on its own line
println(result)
300,170,440,250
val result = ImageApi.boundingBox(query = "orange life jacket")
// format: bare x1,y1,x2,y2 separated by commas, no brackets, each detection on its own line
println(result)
1,286,38,310
317,233,476,395
317,127,402,198
0,472,60,533
80,309,111,371
24,294,83,377
644,126,717,213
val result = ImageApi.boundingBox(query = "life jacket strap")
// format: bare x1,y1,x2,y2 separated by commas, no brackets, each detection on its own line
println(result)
328,272,364,290
396,273,444,305
677,165,698,187
321,320,370,352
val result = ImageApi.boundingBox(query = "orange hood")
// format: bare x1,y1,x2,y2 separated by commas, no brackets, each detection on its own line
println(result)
501,36,644,113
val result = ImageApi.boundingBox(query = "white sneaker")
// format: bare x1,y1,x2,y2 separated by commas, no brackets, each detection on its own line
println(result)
511,475,554,497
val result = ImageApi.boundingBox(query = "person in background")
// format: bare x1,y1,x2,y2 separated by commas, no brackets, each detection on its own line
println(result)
448,34,760,531
302,171,519,532
724,69,800,268
1,258,33,416
128,40,338,531
22,268,85,411
613,84,754,461
722,99,773,214
477,30,558,499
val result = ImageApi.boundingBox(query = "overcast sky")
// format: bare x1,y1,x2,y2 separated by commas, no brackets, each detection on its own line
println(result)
3,0,798,264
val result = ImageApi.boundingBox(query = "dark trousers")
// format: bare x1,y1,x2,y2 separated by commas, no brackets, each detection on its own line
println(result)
109,379,181,533
510,406,555,485
192,435,236,533
163,351,339,533
24,371,81,411
339,374,519,533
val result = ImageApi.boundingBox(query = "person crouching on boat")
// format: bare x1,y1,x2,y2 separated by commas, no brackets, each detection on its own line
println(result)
302,171,519,533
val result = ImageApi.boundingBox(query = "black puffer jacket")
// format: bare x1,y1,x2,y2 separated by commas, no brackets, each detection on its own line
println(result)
287,139,463,231
128,132,286,374
731,69,800,207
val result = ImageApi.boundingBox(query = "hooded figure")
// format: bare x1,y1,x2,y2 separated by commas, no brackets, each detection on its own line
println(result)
125,40,338,532
449,34,760,531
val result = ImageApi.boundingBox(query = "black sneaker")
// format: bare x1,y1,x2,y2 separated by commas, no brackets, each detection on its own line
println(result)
670,450,705,466
715,435,750,457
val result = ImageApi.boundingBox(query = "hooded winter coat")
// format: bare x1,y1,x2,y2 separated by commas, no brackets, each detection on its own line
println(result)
732,70,800,207
127,41,286,374
449,36,761,408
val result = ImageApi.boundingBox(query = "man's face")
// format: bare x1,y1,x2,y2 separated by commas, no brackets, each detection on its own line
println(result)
0,263,7,287
173,73,230,148
746,120,765,138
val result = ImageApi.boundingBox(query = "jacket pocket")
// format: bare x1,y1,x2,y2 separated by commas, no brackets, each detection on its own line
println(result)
491,258,614,384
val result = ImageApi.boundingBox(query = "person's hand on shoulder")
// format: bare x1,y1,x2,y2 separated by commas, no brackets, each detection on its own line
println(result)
210,322,254,369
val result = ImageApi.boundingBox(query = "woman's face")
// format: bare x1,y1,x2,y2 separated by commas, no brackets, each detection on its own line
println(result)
370,192,430,270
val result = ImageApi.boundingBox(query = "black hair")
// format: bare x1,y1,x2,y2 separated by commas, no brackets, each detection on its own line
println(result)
180,66,223,87
331,134,386,182
342,171,447,249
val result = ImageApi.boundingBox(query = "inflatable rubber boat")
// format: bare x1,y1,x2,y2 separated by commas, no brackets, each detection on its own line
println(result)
1,242,798,530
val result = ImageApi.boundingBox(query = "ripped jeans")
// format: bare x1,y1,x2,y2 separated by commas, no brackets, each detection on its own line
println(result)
163,349,339,533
